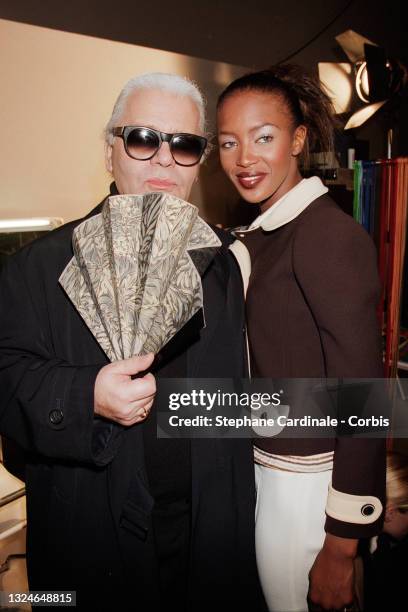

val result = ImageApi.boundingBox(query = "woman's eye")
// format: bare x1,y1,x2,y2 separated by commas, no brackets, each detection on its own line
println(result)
219,141,236,150
257,135,273,144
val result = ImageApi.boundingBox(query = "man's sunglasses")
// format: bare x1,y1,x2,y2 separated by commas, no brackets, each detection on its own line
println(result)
111,126,207,167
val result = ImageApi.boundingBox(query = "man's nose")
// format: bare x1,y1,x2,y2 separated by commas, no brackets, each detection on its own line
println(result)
151,141,174,167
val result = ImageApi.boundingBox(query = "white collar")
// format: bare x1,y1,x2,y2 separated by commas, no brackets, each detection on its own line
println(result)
238,176,328,233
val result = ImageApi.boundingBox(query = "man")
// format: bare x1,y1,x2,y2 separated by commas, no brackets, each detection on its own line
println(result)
0,74,260,610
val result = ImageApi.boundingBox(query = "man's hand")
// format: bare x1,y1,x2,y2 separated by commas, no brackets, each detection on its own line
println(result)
308,533,357,611
94,353,156,426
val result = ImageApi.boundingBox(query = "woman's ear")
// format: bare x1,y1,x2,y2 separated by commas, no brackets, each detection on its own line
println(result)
292,125,307,157
105,142,113,174
384,504,396,522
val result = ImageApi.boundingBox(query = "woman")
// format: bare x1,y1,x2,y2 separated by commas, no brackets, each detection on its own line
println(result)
216,65,386,612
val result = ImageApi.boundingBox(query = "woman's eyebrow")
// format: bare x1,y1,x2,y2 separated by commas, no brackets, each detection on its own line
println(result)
218,123,280,136
250,122,280,132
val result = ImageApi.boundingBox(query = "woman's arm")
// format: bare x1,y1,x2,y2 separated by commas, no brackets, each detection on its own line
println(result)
293,204,386,538
293,204,386,609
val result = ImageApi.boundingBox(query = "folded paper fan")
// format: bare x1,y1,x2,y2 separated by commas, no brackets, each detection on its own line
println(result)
59,192,221,360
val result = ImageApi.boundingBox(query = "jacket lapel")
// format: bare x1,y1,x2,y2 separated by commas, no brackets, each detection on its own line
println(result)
187,245,230,377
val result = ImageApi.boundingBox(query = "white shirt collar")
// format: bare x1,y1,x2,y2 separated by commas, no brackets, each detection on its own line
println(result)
237,176,328,233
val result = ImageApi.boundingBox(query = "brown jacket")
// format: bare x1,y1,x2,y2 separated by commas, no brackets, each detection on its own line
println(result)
233,188,386,538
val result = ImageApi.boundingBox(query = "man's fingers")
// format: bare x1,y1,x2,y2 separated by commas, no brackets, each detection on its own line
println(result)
94,356,155,423
121,396,154,419
123,372,156,403
111,353,155,376
117,398,154,426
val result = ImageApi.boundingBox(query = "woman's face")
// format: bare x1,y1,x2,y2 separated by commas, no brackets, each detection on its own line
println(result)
217,90,306,211
384,504,408,540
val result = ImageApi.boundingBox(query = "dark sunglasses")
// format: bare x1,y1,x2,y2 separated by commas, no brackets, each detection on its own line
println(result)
111,126,207,167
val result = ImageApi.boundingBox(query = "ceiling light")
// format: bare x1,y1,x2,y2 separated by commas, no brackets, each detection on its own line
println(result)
0,218,63,233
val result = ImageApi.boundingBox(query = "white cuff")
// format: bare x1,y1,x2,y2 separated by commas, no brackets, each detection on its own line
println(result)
326,483,383,524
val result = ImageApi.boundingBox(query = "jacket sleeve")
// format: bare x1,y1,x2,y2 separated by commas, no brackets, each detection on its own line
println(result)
0,252,123,466
293,207,386,538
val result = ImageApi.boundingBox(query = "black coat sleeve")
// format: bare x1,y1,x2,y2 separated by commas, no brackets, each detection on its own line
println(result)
0,250,123,466
293,205,386,538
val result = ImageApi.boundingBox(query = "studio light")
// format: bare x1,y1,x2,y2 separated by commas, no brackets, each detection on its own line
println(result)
318,30,407,134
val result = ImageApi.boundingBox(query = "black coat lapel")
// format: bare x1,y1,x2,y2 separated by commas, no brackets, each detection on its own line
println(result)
187,245,231,377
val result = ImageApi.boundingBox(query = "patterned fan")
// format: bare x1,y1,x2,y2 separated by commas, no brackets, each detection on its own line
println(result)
59,192,221,360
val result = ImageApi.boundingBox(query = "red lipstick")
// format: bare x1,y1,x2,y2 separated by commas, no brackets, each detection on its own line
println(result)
236,172,267,189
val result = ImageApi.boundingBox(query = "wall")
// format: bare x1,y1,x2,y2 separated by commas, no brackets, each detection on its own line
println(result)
1,0,406,224
0,19,247,225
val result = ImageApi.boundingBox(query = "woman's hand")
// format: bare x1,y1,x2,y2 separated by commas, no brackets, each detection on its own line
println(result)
308,533,357,611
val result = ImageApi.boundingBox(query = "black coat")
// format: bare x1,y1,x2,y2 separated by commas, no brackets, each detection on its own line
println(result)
0,195,260,611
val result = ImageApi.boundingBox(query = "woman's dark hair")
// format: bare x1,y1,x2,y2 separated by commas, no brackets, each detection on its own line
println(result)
217,64,337,169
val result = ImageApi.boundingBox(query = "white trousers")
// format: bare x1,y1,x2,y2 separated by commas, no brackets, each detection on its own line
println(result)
255,464,332,612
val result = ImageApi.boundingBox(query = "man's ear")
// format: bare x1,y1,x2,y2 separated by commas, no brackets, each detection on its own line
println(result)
105,142,113,174
292,125,307,157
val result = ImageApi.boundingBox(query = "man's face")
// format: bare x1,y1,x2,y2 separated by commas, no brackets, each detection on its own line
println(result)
106,88,201,201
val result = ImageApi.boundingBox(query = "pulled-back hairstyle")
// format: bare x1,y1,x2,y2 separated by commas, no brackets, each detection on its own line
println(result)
217,64,337,169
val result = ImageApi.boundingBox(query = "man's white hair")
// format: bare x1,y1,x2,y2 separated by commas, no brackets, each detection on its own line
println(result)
105,72,207,145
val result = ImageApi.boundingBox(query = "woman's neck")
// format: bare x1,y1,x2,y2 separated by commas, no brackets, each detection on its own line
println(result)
259,168,303,213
